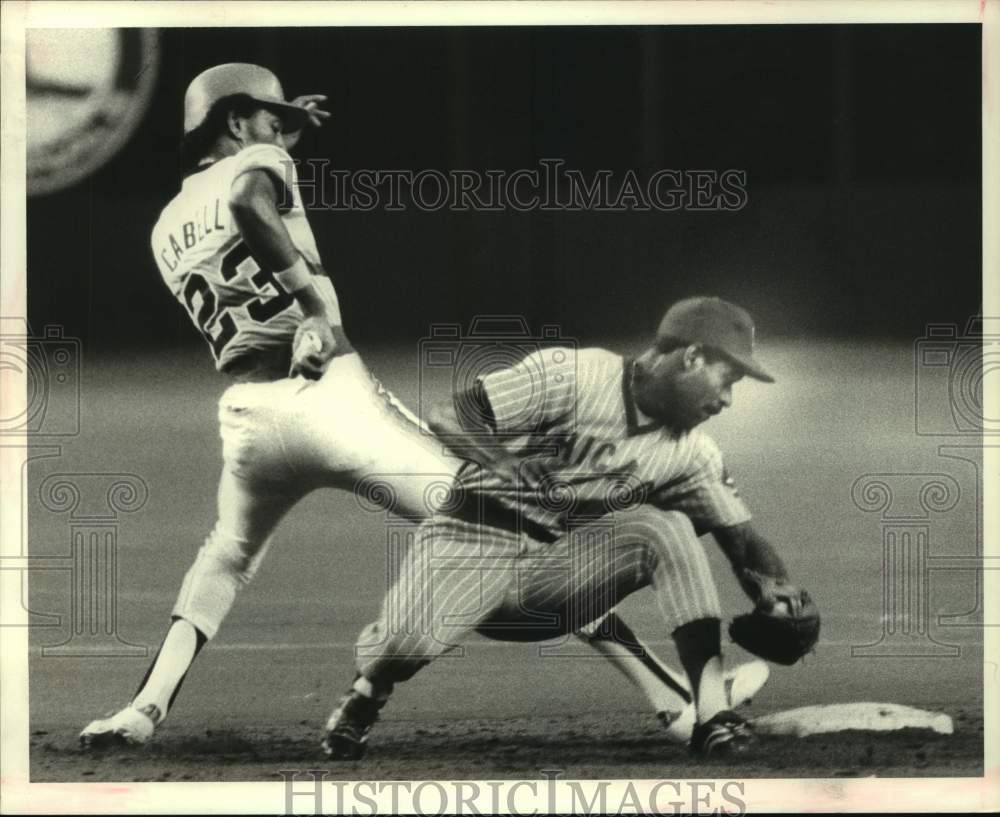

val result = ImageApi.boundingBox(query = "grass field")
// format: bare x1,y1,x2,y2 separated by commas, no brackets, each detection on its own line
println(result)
25,338,984,780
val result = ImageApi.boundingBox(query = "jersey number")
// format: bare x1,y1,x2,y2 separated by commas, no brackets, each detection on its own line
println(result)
182,242,296,359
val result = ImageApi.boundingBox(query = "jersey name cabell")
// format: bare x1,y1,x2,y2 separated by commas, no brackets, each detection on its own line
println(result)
151,143,340,370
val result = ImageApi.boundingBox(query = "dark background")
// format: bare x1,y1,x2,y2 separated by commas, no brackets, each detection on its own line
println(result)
26,25,982,352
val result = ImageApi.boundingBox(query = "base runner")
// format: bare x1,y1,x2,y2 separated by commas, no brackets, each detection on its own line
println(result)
80,65,767,749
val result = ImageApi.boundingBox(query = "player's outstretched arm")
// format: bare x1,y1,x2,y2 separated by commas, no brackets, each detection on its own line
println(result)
426,384,492,436
426,391,522,485
230,168,339,377
712,522,791,602
714,523,821,664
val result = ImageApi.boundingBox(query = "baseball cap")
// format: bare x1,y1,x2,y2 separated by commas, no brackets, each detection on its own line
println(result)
183,63,309,134
656,296,775,383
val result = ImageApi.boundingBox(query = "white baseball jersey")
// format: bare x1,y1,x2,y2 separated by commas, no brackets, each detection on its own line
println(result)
151,143,341,374
472,347,752,537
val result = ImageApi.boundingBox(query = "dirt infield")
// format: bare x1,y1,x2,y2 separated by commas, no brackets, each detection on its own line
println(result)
24,342,987,782
30,706,983,781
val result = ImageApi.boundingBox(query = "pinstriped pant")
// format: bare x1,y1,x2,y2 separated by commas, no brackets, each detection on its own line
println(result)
355,505,721,686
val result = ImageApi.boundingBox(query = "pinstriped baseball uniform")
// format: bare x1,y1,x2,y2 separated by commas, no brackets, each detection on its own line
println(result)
476,347,750,536
355,347,751,685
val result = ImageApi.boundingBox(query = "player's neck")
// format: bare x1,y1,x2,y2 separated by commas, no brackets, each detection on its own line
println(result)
628,356,660,426
199,136,245,167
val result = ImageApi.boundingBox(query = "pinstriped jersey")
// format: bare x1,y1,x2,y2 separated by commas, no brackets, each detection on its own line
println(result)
151,143,341,373
474,347,751,537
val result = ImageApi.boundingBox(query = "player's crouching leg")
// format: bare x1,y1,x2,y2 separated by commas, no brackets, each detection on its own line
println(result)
613,506,723,630
320,620,431,761
322,517,499,760
576,610,769,744
604,506,755,755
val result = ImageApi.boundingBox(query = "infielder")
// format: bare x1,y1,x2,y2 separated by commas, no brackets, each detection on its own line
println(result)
323,298,818,759
81,65,767,749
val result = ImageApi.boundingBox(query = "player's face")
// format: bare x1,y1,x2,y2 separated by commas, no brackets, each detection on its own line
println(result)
680,355,744,425
231,107,286,150
635,347,744,431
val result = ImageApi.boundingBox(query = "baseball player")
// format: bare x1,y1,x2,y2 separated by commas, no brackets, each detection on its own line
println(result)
322,297,817,759
79,65,767,750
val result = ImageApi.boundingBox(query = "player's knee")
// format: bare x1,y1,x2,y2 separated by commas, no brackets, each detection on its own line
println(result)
202,525,261,584
627,508,720,621
614,506,697,547
171,528,260,641
653,508,698,544
610,507,703,581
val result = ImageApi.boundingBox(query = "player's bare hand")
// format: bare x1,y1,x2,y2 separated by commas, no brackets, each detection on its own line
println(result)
738,568,806,616
454,445,523,491
290,94,331,129
290,317,337,380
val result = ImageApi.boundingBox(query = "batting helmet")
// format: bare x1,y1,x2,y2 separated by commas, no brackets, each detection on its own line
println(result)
183,63,308,134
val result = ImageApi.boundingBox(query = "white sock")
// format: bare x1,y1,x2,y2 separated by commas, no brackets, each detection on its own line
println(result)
131,619,200,722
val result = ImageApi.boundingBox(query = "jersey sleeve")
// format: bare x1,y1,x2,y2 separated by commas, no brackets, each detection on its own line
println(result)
230,143,296,202
478,346,578,433
649,434,752,533
149,223,169,283
149,216,184,296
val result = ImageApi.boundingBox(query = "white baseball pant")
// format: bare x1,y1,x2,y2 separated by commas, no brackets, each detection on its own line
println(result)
172,352,460,639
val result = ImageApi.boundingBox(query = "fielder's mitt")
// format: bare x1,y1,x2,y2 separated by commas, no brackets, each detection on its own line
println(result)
728,570,820,665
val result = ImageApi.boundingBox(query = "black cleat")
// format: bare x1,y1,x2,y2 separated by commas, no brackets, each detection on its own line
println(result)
689,709,755,758
321,691,385,760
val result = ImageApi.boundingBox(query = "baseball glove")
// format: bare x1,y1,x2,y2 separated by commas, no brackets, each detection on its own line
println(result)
728,570,820,665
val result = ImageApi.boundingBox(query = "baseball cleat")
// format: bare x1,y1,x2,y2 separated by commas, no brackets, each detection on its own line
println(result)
658,705,697,743
321,691,385,760
79,704,159,749
658,659,769,744
689,709,755,758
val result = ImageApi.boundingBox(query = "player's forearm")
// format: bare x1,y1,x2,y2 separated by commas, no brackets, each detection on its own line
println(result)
426,401,463,438
230,172,331,322
713,523,790,599
427,401,488,455
291,282,331,319
429,384,495,437
427,393,518,478
230,189,300,272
